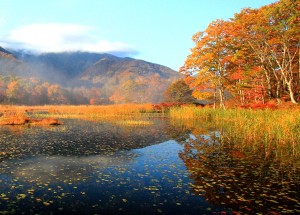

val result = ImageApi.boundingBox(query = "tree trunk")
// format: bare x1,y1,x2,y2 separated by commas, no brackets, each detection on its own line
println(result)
276,80,281,103
213,87,217,109
287,81,298,104
219,86,226,109
263,68,272,99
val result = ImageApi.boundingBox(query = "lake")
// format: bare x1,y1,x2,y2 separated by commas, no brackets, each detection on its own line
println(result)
0,118,299,214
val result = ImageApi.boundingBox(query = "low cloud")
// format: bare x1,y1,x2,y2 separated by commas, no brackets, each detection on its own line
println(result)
0,23,137,56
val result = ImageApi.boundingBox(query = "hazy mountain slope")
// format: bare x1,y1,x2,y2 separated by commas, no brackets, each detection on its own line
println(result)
0,47,15,59
0,47,180,104
80,56,180,103
81,57,177,79
0,47,36,77
13,51,113,79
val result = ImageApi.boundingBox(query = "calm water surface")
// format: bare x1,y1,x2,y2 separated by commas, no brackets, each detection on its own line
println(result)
0,119,299,214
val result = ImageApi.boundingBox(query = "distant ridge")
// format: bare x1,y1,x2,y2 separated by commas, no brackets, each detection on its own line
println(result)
0,48,180,104
0,46,15,59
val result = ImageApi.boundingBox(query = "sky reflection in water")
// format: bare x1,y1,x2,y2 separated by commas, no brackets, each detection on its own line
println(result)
0,119,224,215
0,118,299,214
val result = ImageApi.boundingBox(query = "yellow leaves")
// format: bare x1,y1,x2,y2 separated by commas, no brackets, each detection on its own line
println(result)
192,31,204,43
27,189,35,194
192,91,214,100
16,193,26,199
43,201,51,206
0,193,9,201
144,186,160,191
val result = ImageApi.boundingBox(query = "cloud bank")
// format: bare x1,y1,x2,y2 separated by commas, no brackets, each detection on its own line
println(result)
0,23,137,56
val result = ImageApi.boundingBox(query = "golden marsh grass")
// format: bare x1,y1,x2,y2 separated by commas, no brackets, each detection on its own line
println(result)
0,104,155,119
170,106,300,158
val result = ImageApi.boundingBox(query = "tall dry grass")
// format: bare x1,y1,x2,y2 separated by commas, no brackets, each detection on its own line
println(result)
170,106,300,158
0,106,63,125
0,104,156,120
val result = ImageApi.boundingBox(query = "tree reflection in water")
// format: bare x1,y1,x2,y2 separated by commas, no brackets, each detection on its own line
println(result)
173,121,300,214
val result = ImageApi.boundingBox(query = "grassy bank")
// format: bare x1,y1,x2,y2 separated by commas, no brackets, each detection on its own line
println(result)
0,104,160,126
170,106,300,158
1,104,299,158
0,104,158,120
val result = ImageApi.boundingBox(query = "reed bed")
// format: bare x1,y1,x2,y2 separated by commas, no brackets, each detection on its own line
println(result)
0,107,62,125
0,104,156,120
170,106,300,158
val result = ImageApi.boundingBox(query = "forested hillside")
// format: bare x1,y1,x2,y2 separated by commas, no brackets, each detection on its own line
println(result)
0,49,179,104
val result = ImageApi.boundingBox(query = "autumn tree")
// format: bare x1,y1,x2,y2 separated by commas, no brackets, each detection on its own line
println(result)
47,84,69,104
164,79,194,103
181,20,235,108
265,0,300,103
6,79,25,103
182,0,300,106
32,82,49,104
232,0,300,104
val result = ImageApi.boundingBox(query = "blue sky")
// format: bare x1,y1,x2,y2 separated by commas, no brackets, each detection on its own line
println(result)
0,0,276,71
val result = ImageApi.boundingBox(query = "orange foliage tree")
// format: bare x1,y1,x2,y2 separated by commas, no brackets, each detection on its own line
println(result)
233,0,300,104
6,79,25,103
181,20,236,108
181,0,300,107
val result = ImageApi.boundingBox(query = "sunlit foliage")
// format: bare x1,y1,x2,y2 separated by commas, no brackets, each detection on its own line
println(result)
181,0,300,107
170,106,300,158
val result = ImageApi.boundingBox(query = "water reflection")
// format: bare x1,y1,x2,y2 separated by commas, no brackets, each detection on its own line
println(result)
0,119,169,161
171,119,300,214
0,118,299,214
0,119,225,214
2,152,137,184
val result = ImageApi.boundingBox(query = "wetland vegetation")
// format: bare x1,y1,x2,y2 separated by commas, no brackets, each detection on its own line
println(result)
0,0,299,214
0,104,299,214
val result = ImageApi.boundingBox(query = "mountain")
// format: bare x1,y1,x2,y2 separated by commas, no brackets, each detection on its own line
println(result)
0,47,180,104
79,55,179,103
81,56,177,80
0,47,35,78
0,47,15,59
13,51,109,79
